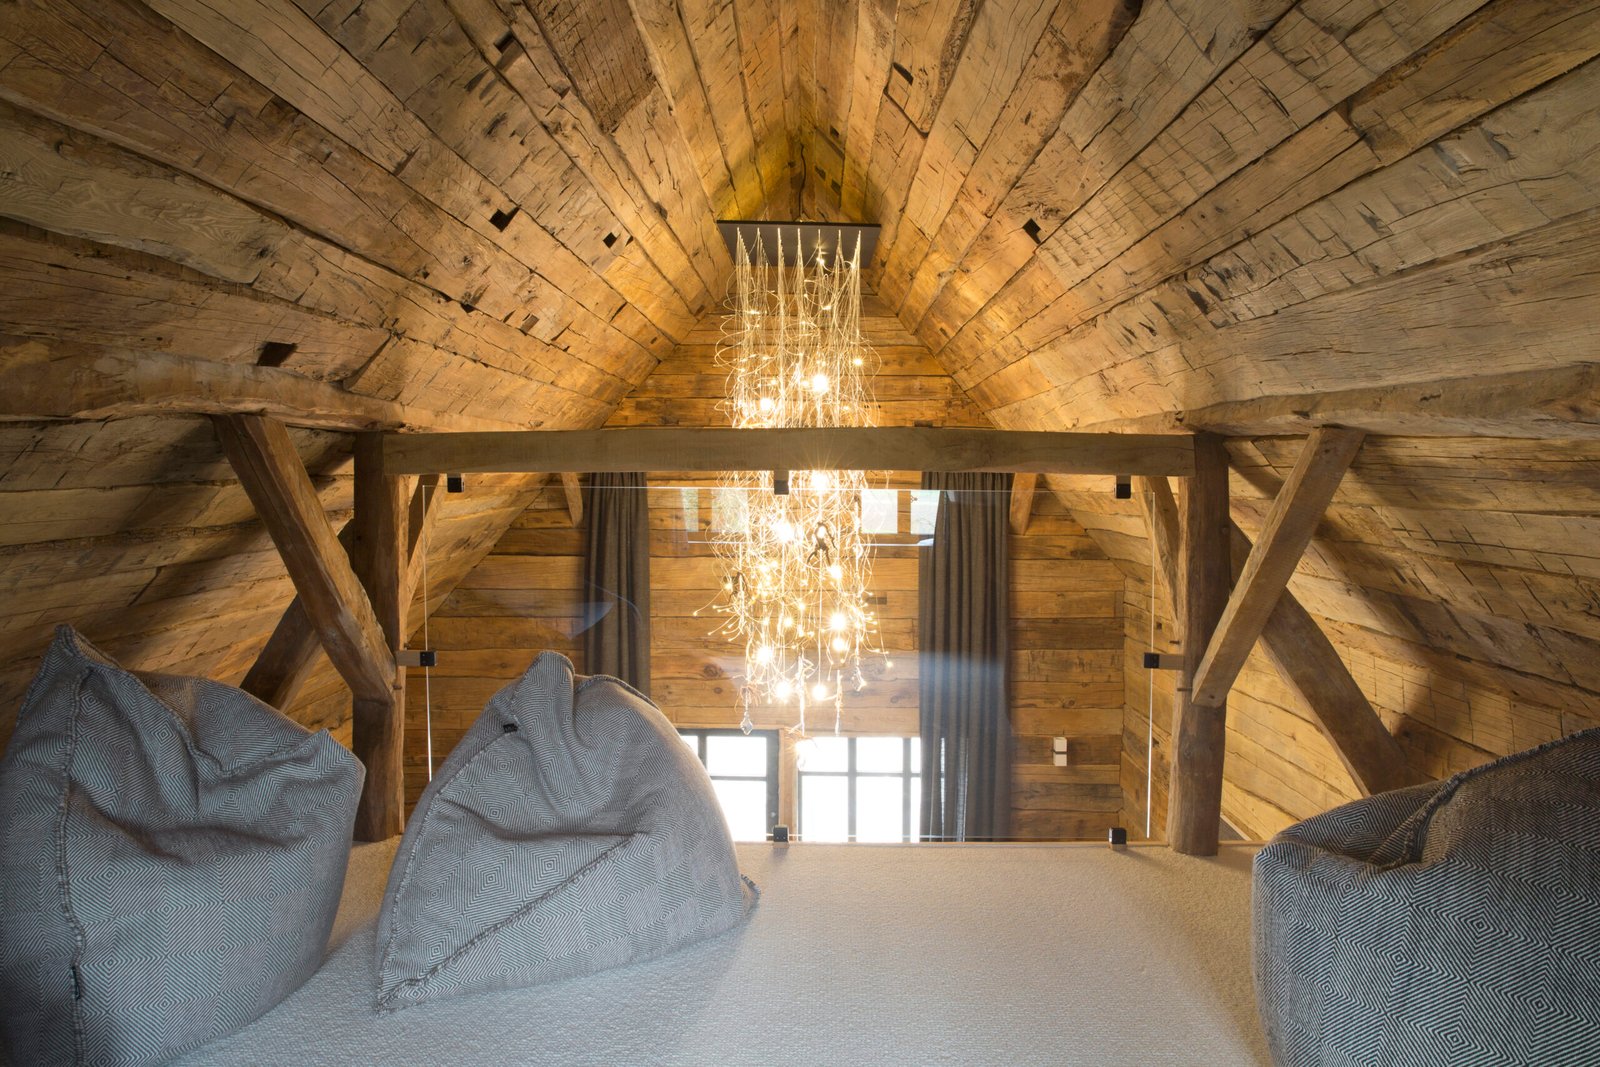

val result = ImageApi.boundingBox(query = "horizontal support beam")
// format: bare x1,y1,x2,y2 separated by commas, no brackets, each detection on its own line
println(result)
383,428,1195,477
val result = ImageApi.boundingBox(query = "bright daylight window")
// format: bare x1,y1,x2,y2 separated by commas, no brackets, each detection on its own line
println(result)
680,729,777,842
798,736,921,842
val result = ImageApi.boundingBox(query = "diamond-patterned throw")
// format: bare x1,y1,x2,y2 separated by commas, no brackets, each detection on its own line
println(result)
1254,728,1600,1066
0,626,363,1066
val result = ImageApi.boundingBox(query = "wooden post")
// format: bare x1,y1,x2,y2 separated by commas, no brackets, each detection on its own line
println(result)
1191,428,1364,707
1133,472,1417,800
351,433,407,840
1167,434,1231,855
213,415,394,703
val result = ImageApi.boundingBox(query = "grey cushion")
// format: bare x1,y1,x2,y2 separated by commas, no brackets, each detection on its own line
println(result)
0,626,363,1066
376,651,755,1009
1253,727,1600,1066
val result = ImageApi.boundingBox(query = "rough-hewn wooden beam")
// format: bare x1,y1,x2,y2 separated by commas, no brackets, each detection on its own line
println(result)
1066,361,1600,440
1192,429,1365,707
350,433,406,840
0,337,522,433
560,473,584,527
239,524,354,711
1009,472,1038,534
1228,526,1420,797
242,475,441,713
214,414,394,704
384,428,1196,477
1136,466,1419,799
401,475,443,612
1134,475,1184,643
239,597,319,710
1168,434,1231,856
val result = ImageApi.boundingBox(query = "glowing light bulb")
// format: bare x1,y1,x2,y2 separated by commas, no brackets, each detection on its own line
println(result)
755,645,775,665
829,611,848,632
831,636,848,653
781,615,795,631
812,682,830,701
773,520,796,543
758,396,775,414
852,357,863,367
774,680,794,700
810,373,829,393
827,563,843,582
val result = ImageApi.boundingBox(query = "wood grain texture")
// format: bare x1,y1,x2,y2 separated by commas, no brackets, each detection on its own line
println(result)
1166,433,1229,855
1191,428,1363,707
1009,472,1039,535
349,433,407,840
1,0,1598,849
213,415,394,704
384,427,1196,476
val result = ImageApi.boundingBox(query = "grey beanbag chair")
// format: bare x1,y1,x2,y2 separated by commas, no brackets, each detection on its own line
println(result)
1253,727,1600,1066
376,651,755,1009
0,626,363,1066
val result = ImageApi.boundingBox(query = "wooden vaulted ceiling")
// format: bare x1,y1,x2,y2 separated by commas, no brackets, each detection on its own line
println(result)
2,0,1599,827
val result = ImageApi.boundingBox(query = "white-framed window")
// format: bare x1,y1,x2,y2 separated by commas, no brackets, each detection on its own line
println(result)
796,735,921,842
680,729,779,842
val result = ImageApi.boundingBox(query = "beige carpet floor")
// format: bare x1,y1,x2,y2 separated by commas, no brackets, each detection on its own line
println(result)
178,839,1268,1066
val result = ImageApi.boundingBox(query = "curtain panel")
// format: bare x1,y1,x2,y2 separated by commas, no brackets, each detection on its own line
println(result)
581,472,651,695
918,471,1013,841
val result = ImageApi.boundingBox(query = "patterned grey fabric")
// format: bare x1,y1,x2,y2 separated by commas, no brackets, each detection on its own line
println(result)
376,651,755,1009
1253,727,1600,1066
0,626,363,1067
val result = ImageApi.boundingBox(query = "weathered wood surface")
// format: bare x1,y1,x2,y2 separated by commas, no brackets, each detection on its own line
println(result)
214,415,394,704
1191,428,1363,707
1166,434,1230,855
1009,473,1039,535
385,427,1197,477
2,0,1598,847
349,433,407,839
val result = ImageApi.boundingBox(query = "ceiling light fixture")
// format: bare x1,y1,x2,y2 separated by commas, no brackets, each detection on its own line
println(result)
709,221,885,734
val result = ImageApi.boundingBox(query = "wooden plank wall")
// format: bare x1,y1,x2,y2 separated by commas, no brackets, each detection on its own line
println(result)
1090,440,1600,842
406,300,1127,835
2,0,1598,843
0,417,347,741
0,410,543,746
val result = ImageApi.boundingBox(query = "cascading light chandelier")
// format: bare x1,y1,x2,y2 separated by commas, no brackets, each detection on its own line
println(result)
708,222,887,734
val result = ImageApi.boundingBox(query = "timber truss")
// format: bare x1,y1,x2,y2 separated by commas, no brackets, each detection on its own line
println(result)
221,421,1416,853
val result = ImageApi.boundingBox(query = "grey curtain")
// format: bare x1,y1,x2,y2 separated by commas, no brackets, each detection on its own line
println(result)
581,472,651,695
919,471,1012,841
